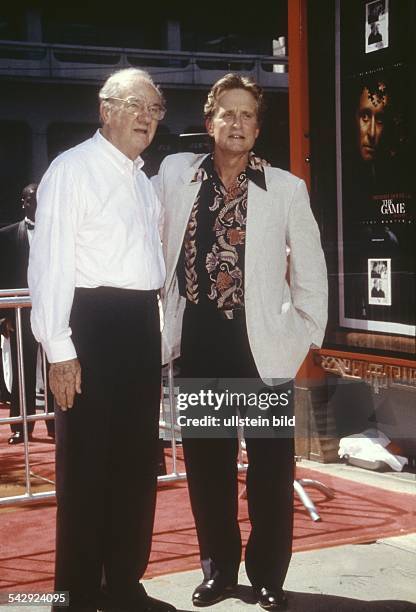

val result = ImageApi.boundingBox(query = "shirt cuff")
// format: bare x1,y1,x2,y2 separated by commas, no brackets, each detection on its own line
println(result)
43,338,77,363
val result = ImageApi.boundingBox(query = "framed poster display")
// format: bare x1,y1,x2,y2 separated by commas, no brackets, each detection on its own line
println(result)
365,0,389,54
336,0,415,338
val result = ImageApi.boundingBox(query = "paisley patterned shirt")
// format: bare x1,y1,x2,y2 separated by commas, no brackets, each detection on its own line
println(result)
177,153,268,311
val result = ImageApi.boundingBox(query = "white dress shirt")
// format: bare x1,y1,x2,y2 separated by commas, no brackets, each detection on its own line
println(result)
28,130,166,363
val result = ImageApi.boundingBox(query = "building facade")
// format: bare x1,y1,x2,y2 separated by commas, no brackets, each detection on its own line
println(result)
0,4,289,223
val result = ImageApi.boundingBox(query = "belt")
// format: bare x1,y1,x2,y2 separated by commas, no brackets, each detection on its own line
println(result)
218,308,245,320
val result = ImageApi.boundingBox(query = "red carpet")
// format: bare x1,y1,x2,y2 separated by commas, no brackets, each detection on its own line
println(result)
1,404,415,591
148,460,416,578
0,403,55,495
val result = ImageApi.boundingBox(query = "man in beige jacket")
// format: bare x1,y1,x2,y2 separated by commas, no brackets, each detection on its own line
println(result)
155,73,327,611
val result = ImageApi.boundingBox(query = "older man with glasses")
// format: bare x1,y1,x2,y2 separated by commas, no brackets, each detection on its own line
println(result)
28,68,175,612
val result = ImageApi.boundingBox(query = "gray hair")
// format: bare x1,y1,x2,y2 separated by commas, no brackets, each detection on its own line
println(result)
99,68,165,114
204,73,265,124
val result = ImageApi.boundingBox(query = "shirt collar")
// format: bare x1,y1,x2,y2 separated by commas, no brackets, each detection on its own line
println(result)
247,152,269,190
199,154,216,180
192,152,268,191
94,130,144,174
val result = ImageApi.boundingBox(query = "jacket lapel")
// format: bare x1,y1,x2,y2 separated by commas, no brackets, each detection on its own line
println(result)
245,179,272,285
164,163,205,293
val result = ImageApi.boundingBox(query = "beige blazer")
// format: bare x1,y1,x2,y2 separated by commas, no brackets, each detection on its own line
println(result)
153,153,328,381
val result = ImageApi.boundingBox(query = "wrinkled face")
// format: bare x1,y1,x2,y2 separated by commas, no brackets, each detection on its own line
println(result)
356,85,389,162
21,185,37,222
206,88,260,156
101,78,162,159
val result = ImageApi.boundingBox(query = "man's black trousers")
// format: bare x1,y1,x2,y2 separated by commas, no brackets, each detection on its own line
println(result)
54,287,161,609
180,302,294,591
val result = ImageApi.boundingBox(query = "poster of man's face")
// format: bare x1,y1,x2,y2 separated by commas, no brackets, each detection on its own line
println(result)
355,82,389,162
366,0,389,53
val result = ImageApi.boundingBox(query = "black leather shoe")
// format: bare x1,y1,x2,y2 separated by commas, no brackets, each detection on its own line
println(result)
254,588,288,611
8,431,33,445
192,579,236,606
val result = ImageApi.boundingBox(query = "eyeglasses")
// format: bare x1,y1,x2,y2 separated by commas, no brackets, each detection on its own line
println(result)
105,96,166,121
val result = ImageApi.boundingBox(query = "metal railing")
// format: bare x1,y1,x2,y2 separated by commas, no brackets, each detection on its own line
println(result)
0,290,329,521
0,290,53,504
0,40,288,90
0,289,193,506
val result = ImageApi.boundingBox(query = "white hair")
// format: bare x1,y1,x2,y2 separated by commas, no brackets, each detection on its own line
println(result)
99,68,157,99
98,68,165,122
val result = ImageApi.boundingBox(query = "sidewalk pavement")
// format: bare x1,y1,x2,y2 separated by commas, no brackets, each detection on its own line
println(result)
144,533,416,611
145,457,416,611
146,460,416,612
1,459,415,611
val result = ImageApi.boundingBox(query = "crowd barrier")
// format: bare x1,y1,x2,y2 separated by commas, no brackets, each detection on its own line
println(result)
0,289,247,507
1,290,330,520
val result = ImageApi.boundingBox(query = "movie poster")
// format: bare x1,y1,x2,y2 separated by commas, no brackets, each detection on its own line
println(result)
338,0,415,336
365,0,389,54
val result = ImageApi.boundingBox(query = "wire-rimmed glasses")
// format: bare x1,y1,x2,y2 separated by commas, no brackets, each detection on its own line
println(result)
105,95,166,121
